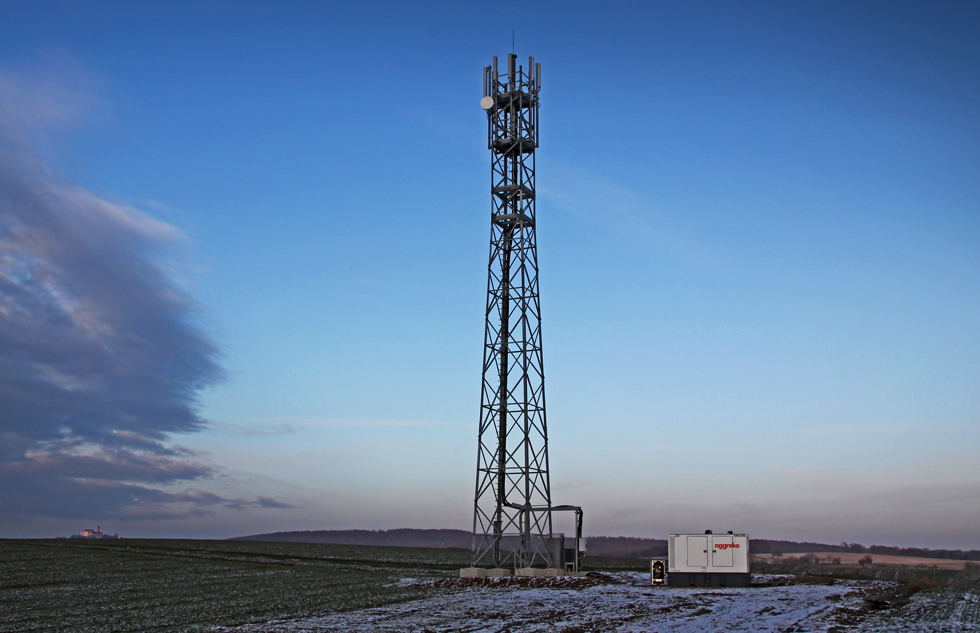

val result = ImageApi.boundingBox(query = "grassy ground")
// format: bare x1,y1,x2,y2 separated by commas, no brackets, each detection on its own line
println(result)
4,540,976,632
753,555,965,585
0,539,469,632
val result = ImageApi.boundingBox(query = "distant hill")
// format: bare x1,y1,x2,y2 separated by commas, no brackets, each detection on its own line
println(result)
230,529,472,549
585,536,668,558
229,530,667,557
229,531,664,558
229,530,980,562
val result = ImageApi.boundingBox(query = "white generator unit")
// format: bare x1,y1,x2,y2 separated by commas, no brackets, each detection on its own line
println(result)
667,531,749,587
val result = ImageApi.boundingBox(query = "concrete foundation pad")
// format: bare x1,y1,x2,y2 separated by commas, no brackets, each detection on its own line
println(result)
485,568,511,577
541,568,562,577
459,568,486,578
516,568,544,577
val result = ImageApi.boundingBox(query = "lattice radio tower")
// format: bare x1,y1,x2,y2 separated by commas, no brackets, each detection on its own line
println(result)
471,54,553,569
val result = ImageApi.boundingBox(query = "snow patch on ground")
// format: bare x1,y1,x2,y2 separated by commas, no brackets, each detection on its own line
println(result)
219,573,905,632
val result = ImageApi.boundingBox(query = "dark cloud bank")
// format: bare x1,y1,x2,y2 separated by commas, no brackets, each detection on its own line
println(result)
0,63,281,529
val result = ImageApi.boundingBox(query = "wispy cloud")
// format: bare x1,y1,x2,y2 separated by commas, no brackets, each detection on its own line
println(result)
553,479,594,491
797,424,914,437
208,420,303,436
0,49,105,152
0,55,279,525
539,162,711,265
224,496,298,511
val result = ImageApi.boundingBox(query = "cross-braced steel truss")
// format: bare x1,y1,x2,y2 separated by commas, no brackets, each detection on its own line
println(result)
472,54,553,569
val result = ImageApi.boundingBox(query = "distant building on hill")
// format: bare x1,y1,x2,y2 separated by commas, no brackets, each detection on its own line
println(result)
70,525,120,539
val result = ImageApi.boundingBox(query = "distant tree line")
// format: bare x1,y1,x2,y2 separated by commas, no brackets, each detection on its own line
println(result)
753,539,980,562
862,545,980,561
228,530,980,562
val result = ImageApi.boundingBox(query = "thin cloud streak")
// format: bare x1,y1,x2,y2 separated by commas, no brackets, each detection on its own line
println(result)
539,162,712,265
210,416,462,432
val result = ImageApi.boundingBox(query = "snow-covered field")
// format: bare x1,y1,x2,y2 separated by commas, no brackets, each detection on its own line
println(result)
220,573,927,632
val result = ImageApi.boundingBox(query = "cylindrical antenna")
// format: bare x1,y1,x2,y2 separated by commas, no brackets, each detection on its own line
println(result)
493,56,498,91
536,63,541,90
508,53,516,90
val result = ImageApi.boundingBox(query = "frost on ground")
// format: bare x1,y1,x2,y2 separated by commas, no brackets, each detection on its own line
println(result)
219,573,914,632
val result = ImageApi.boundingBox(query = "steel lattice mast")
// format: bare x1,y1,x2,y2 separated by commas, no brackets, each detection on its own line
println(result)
472,54,553,569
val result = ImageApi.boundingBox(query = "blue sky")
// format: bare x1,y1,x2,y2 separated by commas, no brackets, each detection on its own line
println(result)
0,1,978,548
